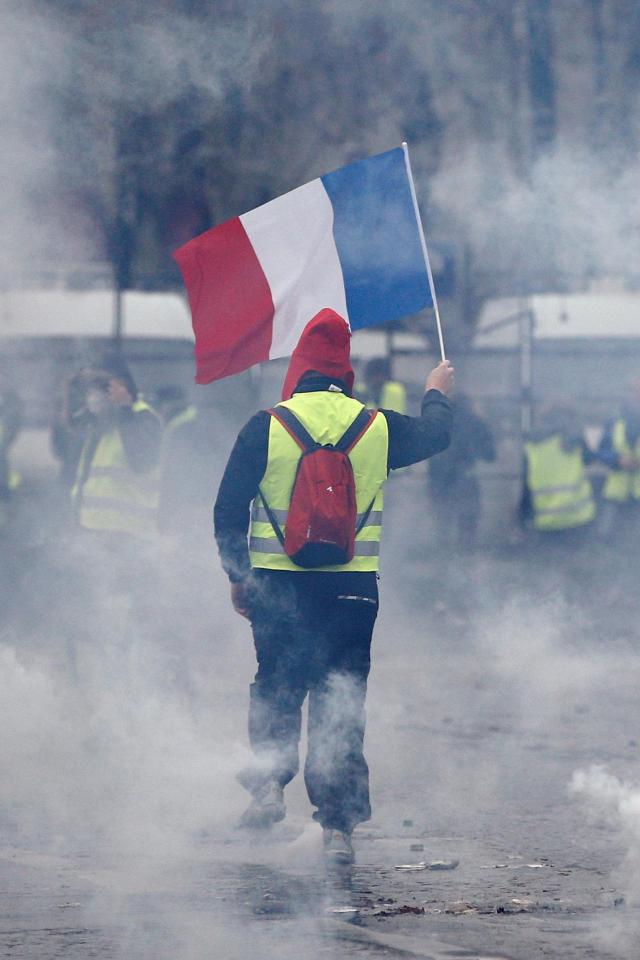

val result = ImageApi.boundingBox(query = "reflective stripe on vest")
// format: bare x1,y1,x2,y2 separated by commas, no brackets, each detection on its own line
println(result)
72,400,160,539
249,537,381,558
249,392,389,572
525,435,595,530
603,419,640,502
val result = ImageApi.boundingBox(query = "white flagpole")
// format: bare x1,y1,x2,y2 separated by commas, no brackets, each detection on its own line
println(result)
402,141,446,362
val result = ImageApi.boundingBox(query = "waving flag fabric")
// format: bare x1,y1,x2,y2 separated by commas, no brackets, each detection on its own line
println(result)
174,146,432,384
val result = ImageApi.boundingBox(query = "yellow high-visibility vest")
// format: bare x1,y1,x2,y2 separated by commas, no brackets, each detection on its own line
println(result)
164,404,197,438
524,435,595,531
602,419,640,502
362,380,407,415
249,391,389,572
72,400,160,539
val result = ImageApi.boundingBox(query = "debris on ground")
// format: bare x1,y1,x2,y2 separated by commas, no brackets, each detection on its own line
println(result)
252,891,290,915
444,901,477,915
373,903,425,917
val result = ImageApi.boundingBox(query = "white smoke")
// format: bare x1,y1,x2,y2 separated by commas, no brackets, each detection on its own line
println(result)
570,765,640,904
569,766,640,953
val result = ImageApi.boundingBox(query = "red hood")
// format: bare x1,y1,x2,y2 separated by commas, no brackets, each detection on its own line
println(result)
281,309,354,401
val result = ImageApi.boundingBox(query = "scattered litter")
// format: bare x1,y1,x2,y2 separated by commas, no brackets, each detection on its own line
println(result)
57,902,82,909
496,898,565,915
402,819,414,828
497,903,527,915
481,863,509,869
394,857,458,871
253,892,290,915
327,906,359,915
410,843,424,852
374,904,425,917
444,901,476,915
614,896,625,908
504,861,546,870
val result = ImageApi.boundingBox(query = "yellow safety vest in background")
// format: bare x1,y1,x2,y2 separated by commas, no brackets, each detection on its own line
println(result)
164,404,197,438
72,400,160,539
525,435,595,531
602,419,640,502
249,391,389,572
363,380,407,415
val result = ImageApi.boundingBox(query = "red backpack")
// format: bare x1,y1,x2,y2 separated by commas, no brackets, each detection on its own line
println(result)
258,405,378,568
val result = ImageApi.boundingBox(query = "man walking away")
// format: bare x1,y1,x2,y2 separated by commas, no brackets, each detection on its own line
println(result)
214,308,453,864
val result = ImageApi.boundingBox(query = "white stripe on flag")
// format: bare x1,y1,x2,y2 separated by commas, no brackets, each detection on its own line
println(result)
240,179,348,359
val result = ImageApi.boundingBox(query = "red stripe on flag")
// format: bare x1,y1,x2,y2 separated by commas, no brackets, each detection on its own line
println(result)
173,218,274,384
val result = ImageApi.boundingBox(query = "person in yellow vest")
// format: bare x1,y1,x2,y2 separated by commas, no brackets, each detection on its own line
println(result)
0,367,23,530
519,403,596,540
357,356,407,414
71,357,161,542
597,380,640,539
214,309,454,864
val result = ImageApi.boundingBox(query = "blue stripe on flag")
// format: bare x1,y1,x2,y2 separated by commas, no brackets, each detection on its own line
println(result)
321,147,432,331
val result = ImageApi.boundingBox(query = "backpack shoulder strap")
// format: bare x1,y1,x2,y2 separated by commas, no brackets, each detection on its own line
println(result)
256,486,286,546
337,408,379,535
335,408,377,454
267,406,317,452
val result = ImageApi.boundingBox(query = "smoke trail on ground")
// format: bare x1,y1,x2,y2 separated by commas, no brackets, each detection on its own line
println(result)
571,765,640,903
570,766,640,953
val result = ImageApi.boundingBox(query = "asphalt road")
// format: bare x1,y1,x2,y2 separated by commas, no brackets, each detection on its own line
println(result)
2,462,640,959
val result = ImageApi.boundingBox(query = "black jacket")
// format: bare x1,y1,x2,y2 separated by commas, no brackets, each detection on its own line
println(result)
214,378,452,583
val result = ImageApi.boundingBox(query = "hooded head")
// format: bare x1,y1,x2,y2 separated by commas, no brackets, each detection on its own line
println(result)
281,308,354,401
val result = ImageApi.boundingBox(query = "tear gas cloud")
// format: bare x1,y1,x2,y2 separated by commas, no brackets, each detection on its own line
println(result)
2,3,640,958
4,1,639,299
570,766,640,953
5,497,639,957
571,766,640,906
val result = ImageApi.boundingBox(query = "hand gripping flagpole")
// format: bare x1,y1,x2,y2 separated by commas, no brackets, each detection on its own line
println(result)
402,141,447,362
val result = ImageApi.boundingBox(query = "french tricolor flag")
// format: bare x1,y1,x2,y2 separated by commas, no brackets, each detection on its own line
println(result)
174,146,434,383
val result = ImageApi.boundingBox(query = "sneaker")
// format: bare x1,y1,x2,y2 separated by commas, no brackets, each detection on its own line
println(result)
237,782,285,830
322,828,354,864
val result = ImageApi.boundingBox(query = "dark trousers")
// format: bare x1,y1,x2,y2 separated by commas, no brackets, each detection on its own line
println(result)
239,570,378,832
